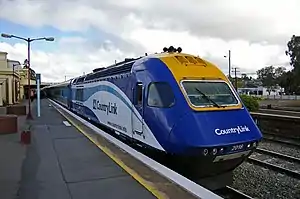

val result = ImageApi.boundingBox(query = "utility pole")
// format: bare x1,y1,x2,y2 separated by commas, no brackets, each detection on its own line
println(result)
232,67,240,91
228,50,231,78
224,50,231,78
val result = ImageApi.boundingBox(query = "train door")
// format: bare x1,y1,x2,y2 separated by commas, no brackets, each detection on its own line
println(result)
67,84,71,109
131,82,144,139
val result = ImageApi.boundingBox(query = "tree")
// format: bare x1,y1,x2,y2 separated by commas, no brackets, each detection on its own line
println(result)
241,73,250,81
274,67,286,78
286,35,300,76
256,66,286,94
23,59,28,67
278,71,299,94
256,66,276,93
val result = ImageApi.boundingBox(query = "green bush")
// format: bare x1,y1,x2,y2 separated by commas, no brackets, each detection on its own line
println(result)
239,94,259,112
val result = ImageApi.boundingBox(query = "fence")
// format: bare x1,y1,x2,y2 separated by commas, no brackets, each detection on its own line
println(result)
249,95,300,100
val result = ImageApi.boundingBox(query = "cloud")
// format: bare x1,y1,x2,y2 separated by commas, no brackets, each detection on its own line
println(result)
1,34,290,83
129,28,290,70
1,0,299,43
0,0,296,82
0,38,137,82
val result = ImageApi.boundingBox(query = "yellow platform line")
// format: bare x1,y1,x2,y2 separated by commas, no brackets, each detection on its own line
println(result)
51,102,166,199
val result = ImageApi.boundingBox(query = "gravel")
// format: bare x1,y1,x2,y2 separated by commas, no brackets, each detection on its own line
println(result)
259,140,300,159
232,162,300,199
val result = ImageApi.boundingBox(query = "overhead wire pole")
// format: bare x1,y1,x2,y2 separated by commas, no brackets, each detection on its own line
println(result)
224,50,231,78
1,33,54,120
228,50,231,78
232,67,240,91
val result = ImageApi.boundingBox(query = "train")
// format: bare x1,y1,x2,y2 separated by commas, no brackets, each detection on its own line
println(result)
43,46,263,190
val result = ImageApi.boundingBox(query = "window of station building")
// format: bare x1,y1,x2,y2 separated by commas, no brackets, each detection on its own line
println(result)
181,80,239,107
135,83,143,106
147,82,175,108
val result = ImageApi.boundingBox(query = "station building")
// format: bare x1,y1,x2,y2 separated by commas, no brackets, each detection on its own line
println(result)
0,51,50,106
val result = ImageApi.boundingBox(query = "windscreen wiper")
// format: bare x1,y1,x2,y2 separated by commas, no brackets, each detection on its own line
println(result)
195,88,221,108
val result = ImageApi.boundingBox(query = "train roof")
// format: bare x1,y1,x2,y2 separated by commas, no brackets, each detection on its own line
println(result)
73,46,205,84
42,80,71,89
45,46,213,87
83,58,139,83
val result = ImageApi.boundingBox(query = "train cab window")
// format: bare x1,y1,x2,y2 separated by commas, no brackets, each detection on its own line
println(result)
147,82,175,108
135,83,143,106
181,80,239,107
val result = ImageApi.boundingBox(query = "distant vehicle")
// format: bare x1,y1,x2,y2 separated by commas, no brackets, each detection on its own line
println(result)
43,46,263,190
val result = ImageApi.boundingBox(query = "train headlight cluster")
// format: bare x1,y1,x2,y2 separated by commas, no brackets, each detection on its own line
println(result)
163,46,182,53
212,148,218,155
219,148,224,153
202,141,259,157
203,148,223,156
246,142,258,148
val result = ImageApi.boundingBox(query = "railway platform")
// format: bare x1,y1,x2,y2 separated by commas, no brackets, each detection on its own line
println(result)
3,99,221,199
17,99,157,199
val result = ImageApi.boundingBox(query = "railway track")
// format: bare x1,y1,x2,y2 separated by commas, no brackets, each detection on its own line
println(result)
263,135,300,148
255,148,300,164
247,148,300,179
263,132,300,141
214,186,253,199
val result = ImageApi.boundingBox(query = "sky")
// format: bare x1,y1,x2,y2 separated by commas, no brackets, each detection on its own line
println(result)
0,0,299,83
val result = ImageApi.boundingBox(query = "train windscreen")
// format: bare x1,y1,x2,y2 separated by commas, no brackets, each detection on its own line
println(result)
181,80,239,107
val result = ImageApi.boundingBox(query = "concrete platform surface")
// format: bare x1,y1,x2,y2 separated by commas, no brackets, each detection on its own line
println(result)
51,100,207,199
0,114,27,199
16,99,156,199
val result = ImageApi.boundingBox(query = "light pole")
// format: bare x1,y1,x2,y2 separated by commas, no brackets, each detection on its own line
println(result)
224,50,231,78
1,33,54,120
232,67,240,91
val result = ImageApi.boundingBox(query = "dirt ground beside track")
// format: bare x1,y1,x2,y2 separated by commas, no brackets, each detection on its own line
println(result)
259,99,300,111
259,99,300,107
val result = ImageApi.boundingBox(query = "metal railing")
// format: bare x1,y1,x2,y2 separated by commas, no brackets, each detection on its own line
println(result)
249,94,300,100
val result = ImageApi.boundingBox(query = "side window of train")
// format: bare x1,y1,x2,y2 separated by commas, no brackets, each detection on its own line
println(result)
135,83,143,106
75,89,83,101
147,82,175,108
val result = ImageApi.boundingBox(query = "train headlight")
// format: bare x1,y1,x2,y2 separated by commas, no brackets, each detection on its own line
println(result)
219,148,224,153
212,148,217,155
247,143,251,148
203,149,208,156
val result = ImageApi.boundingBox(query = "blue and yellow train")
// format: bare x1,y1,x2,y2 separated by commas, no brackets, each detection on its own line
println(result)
44,46,262,189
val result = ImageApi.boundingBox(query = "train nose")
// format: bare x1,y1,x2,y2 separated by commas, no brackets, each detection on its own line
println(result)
169,109,262,152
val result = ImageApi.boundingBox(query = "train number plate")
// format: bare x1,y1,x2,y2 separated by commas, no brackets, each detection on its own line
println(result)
231,144,244,151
